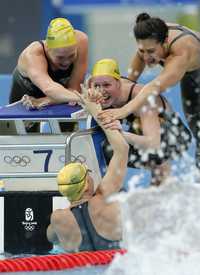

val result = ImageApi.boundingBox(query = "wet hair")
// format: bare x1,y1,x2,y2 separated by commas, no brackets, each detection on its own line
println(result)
133,13,168,44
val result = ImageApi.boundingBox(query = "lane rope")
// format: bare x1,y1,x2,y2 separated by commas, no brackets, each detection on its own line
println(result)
0,249,126,272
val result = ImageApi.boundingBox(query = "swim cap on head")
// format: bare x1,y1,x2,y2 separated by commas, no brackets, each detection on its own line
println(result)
92,58,120,80
57,162,88,202
46,18,77,49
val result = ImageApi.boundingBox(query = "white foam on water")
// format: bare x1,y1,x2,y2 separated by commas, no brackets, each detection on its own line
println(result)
105,168,200,275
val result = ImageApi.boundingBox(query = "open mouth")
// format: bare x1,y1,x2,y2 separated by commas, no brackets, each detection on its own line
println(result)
59,64,69,70
103,94,111,101
146,58,158,68
101,95,112,107
147,58,156,64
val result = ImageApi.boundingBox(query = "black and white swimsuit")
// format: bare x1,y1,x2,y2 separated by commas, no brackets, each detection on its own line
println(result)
103,78,192,167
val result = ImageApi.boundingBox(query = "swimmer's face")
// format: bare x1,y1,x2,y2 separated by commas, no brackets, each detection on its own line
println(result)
92,76,121,108
137,39,165,67
48,45,78,70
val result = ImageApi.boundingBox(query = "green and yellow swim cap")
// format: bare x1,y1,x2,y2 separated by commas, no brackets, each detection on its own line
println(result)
92,58,120,80
57,162,88,202
46,18,77,49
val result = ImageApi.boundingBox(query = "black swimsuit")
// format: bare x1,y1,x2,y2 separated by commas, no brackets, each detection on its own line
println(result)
71,201,120,251
103,78,191,167
9,41,74,103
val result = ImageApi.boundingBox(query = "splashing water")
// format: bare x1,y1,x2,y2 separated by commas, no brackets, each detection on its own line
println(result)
105,169,200,275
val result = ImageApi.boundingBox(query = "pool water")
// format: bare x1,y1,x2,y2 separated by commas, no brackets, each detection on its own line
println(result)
1,266,107,275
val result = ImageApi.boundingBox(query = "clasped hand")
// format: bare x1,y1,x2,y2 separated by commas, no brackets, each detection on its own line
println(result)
75,84,122,130
81,83,125,126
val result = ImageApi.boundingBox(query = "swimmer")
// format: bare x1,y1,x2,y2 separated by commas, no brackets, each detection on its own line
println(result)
90,58,191,185
9,17,88,110
98,13,200,170
47,90,129,251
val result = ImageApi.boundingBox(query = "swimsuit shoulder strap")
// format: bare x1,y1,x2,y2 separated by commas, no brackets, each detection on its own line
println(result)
159,95,167,111
38,40,49,61
168,25,200,50
121,76,136,103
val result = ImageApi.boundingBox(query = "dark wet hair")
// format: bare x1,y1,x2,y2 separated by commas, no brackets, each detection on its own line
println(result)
134,13,168,44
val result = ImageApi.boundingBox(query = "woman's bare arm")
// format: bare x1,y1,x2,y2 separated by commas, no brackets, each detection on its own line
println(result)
20,42,83,104
78,90,129,198
128,52,145,81
122,105,161,150
116,50,190,118
67,31,88,92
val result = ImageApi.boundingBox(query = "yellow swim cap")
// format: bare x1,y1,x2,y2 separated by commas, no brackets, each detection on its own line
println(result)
57,162,88,202
92,58,120,80
46,18,77,49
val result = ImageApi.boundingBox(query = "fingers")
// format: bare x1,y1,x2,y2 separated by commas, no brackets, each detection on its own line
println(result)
97,110,114,120
68,101,77,106
37,103,49,110
21,95,35,110
80,84,103,105
97,108,122,121
88,85,105,103
100,117,114,126
21,94,29,104
80,83,88,98
98,113,115,126
93,86,100,98
21,95,33,110
84,75,92,89
88,88,92,98
74,88,85,106
102,120,122,130
88,85,98,101
25,101,34,110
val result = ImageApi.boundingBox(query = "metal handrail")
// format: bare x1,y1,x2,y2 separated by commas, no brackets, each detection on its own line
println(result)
65,127,98,164
0,172,57,178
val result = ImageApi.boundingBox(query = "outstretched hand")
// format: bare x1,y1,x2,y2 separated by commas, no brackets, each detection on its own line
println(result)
84,76,106,104
21,95,35,110
21,95,50,110
88,84,106,104
74,84,102,114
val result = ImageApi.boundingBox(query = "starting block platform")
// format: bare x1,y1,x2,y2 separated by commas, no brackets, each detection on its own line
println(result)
0,102,106,188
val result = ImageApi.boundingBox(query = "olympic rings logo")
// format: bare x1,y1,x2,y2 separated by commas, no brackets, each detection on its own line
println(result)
58,154,86,164
4,155,31,167
24,224,35,231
